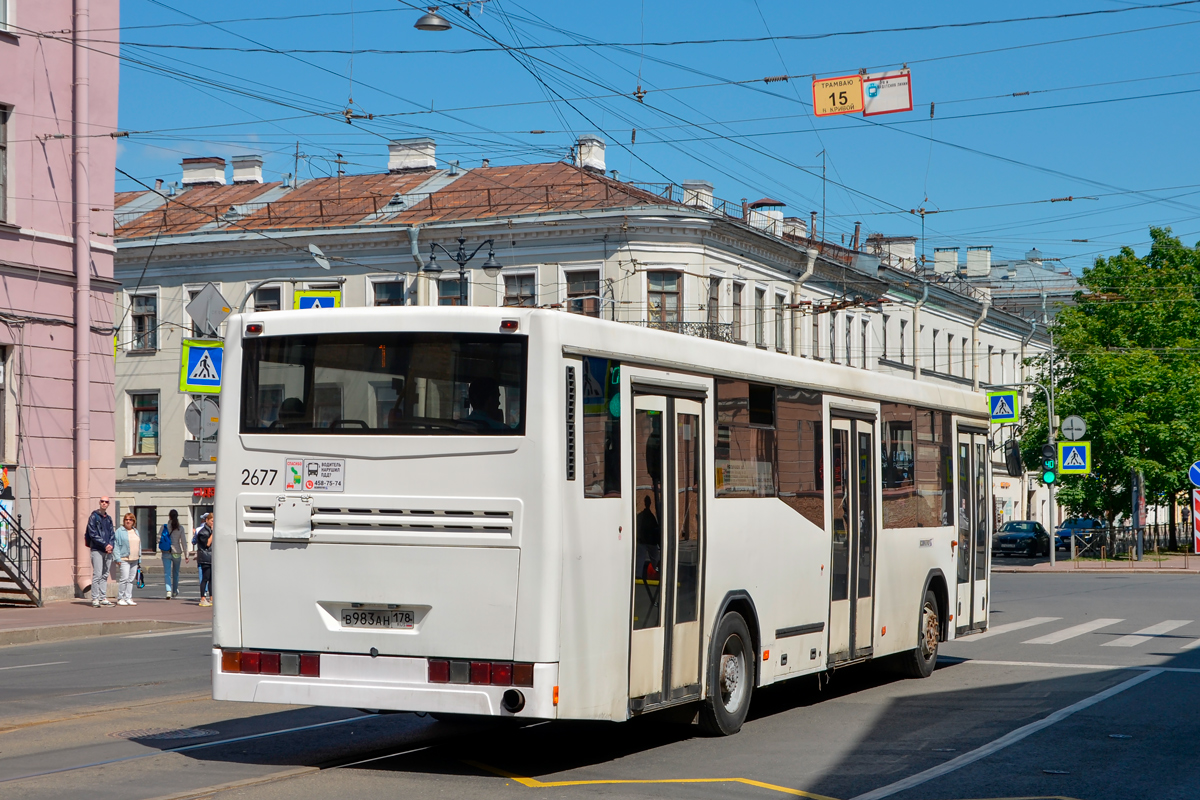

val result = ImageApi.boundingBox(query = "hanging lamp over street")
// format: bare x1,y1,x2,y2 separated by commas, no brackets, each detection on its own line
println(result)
414,8,451,31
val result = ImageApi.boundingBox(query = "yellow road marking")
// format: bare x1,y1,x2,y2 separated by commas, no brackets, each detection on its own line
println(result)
464,760,840,799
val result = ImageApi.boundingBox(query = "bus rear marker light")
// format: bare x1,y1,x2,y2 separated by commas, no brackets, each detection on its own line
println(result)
490,662,513,686
299,653,321,677
500,319,519,331
470,661,491,685
428,659,450,683
221,650,241,673
513,663,534,687
553,685,559,705
245,323,263,335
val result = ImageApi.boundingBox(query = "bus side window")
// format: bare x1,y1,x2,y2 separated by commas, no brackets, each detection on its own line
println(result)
582,358,621,498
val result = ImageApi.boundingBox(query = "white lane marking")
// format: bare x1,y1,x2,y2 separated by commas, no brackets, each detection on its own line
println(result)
954,617,1060,642
1023,618,1123,644
850,668,1164,800
966,659,1200,675
1181,637,1200,651
1102,620,1192,647
124,627,211,639
0,661,69,671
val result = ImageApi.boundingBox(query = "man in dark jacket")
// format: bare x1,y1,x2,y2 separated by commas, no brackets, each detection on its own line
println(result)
85,496,115,607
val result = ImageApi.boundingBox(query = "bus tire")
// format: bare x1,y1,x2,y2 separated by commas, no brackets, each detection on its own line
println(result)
698,612,753,736
898,589,940,679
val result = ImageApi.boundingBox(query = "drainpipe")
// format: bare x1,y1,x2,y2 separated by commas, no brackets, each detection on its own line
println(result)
72,0,92,596
409,226,425,306
971,296,991,391
912,283,929,381
791,247,818,356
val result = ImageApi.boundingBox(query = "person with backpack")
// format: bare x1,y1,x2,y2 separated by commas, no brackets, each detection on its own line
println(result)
114,512,141,606
159,509,186,599
85,497,115,608
193,512,214,607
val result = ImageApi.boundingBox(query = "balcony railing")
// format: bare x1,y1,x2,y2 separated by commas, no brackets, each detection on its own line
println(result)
630,319,734,343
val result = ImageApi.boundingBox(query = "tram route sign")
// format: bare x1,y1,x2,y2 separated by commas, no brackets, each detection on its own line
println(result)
813,75,864,117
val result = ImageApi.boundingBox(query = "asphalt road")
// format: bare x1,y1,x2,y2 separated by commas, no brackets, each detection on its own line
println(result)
1,572,1196,800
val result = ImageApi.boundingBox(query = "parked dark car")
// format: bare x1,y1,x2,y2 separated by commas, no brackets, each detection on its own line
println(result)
992,521,1052,558
1055,517,1105,550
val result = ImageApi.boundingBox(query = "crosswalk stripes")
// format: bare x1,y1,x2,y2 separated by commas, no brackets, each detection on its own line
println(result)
953,616,1200,650
1023,618,1124,644
955,617,1060,641
1101,620,1193,648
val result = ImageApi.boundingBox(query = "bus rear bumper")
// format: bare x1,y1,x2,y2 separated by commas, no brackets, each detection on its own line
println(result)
211,649,558,718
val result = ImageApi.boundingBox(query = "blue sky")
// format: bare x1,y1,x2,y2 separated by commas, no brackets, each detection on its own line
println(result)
112,0,1200,270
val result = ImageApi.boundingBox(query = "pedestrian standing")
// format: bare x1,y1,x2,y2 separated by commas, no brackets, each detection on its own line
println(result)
194,512,214,607
160,509,186,599
115,512,141,606
85,496,115,608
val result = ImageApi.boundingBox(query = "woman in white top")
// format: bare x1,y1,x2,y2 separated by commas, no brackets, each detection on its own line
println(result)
114,512,141,606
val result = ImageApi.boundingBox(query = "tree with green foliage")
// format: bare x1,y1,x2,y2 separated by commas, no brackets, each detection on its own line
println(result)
1021,228,1200,542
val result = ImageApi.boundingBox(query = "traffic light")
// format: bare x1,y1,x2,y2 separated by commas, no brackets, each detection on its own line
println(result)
1041,443,1057,485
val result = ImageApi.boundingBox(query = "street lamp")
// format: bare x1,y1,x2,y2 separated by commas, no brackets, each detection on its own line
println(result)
424,236,500,306
414,7,452,31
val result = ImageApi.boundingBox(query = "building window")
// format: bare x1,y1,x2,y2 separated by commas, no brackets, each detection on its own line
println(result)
503,273,537,307
647,271,680,324
961,338,968,379
899,319,907,365
931,329,939,372
439,278,469,306
130,294,158,351
830,313,838,363
0,106,7,223
131,393,159,455
987,345,994,385
754,288,766,346
946,333,953,374
812,312,820,359
774,294,785,350
845,314,853,367
567,270,600,317
881,315,890,361
732,283,743,339
1000,349,1007,384
254,286,281,312
861,317,869,368
372,278,406,306
708,278,721,324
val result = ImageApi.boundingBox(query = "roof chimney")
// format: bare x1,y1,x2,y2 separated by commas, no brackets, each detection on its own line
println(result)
181,157,227,186
933,247,959,274
681,179,713,210
388,138,437,173
574,135,606,174
231,154,264,184
966,246,992,277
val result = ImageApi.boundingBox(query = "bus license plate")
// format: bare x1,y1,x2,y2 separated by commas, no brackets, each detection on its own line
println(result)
340,609,415,629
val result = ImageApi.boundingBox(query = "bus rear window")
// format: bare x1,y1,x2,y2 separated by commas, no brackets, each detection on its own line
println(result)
240,332,527,435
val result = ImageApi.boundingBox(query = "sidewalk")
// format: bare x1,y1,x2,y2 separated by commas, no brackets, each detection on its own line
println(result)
992,551,1200,574
0,557,212,646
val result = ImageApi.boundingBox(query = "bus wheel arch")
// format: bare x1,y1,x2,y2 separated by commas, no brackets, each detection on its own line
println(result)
698,591,760,736
922,570,949,643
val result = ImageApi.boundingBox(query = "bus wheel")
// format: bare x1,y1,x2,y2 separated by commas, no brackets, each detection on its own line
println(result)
698,612,753,736
898,590,940,679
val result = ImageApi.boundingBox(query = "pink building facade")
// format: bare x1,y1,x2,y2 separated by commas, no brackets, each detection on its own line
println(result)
0,2,119,598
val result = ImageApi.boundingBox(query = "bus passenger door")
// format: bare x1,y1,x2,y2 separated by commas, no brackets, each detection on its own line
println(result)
629,393,705,709
955,427,990,633
827,415,878,665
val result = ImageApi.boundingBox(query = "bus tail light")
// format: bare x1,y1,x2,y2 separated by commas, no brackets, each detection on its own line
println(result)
428,659,450,683
513,663,534,687
426,658,535,687
490,662,513,686
221,650,319,677
299,654,321,677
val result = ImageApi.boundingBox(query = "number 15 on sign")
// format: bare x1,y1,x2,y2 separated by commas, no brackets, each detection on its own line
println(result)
813,75,864,117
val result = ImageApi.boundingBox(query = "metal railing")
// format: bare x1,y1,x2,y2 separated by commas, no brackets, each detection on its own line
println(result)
1067,523,1194,569
631,319,735,343
0,504,41,606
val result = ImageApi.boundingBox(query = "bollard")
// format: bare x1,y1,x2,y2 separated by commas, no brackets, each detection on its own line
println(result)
1101,545,1106,569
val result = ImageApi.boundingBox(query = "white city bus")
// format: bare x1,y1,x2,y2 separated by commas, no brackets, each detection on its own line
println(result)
212,307,991,735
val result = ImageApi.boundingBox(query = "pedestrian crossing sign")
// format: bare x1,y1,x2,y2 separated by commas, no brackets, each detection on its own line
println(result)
179,339,224,394
1058,441,1091,475
293,290,341,310
987,390,1019,423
